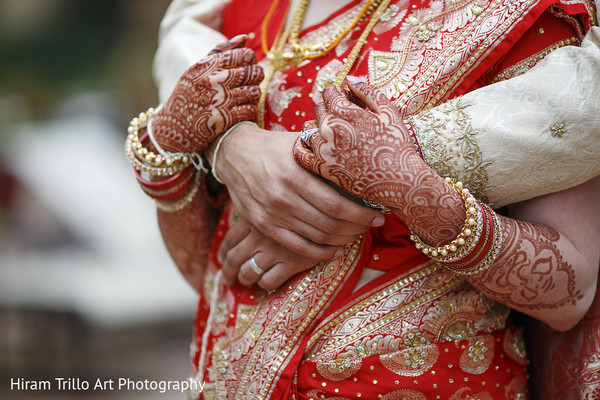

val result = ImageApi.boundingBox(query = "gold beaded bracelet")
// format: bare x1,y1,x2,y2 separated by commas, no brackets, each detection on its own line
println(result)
154,168,202,213
409,177,479,258
125,107,194,176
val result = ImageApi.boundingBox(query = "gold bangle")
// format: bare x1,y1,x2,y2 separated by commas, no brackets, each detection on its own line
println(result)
409,177,479,258
155,169,202,213
125,107,194,176
446,203,504,276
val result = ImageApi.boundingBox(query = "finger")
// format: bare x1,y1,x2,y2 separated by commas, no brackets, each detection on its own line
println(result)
283,215,362,246
308,126,327,150
238,251,270,286
220,220,252,285
322,85,358,114
314,103,328,127
314,104,337,145
208,34,248,55
299,178,386,228
346,80,396,115
302,120,318,131
257,259,320,290
233,65,265,87
322,85,370,125
218,217,250,264
226,104,258,125
269,227,342,260
293,135,322,175
229,85,262,106
215,47,257,69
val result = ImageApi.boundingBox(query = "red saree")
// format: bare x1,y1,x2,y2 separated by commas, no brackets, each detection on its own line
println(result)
188,1,595,399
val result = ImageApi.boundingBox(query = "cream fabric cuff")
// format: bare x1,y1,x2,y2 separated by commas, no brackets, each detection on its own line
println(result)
409,27,600,208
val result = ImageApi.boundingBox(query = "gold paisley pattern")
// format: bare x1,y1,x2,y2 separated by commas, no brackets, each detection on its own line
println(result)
381,389,427,400
305,389,353,400
316,356,363,381
449,387,494,400
503,328,528,366
459,336,494,375
380,345,439,376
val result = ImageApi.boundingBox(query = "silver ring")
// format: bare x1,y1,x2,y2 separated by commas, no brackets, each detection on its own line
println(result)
248,256,266,276
300,128,319,150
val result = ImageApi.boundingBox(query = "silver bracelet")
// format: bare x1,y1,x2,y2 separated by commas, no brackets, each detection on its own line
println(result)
211,121,255,184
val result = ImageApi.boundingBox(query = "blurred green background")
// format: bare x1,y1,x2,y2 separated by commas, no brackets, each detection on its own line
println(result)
0,1,201,399
0,0,165,122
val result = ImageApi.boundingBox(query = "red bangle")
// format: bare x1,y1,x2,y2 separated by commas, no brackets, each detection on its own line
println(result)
404,120,424,160
132,164,194,191
138,168,196,200
446,204,495,270
146,178,194,201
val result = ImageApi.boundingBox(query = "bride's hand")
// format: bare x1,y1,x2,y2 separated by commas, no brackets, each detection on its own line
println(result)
153,35,264,153
219,216,320,289
208,122,385,260
293,80,420,208
294,80,466,246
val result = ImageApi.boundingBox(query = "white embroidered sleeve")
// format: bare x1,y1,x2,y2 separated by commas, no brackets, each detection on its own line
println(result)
153,0,229,103
408,27,600,208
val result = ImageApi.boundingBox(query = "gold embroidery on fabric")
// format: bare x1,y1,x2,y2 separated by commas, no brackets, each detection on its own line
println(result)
200,384,216,400
407,99,490,202
382,389,428,400
559,0,597,28
380,4,399,22
471,3,484,15
551,122,567,138
421,1,538,110
316,356,363,381
234,304,260,333
380,345,440,376
419,288,508,344
512,335,526,359
404,348,427,368
489,37,578,84
448,387,494,400
306,389,354,400
354,344,370,358
467,340,488,363
306,263,466,361
237,238,364,400
506,375,529,399
416,23,438,42
404,332,427,348
459,336,494,374
502,329,527,365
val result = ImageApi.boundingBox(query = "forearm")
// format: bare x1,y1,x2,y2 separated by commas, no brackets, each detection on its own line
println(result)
467,216,596,331
157,193,220,292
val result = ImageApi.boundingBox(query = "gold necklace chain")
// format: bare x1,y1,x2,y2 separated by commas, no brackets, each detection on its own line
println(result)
258,0,392,128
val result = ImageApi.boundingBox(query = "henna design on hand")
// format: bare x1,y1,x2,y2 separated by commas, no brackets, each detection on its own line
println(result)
294,81,465,245
294,81,589,318
153,43,264,153
471,218,583,310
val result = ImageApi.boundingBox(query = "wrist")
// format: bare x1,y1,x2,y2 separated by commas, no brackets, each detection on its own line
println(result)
205,121,257,184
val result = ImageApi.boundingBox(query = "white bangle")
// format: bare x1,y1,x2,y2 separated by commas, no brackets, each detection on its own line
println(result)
211,121,255,184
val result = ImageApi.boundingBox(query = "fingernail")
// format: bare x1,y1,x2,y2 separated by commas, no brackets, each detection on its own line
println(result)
346,75,364,85
334,249,344,259
372,215,385,227
230,34,248,43
217,253,224,264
